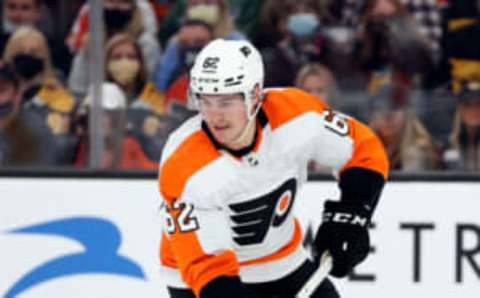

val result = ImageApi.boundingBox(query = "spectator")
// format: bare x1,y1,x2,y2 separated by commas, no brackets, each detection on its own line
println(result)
368,83,440,171
227,0,263,41
320,0,443,53
105,33,150,103
295,63,338,106
74,82,157,169
253,0,291,49
157,0,258,46
0,61,37,166
261,0,326,87
68,0,161,97
443,59,480,171
104,33,186,162
153,19,214,95
66,0,158,53
153,0,245,92
3,26,78,166
357,0,435,85
0,0,72,78
426,0,480,89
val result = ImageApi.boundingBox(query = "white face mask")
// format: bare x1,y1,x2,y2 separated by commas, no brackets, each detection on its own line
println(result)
187,4,219,25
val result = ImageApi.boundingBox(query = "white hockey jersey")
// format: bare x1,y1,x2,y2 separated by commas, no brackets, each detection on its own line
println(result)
158,88,388,296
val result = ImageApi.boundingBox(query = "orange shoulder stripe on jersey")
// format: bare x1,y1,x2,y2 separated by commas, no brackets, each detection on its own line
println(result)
240,219,302,266
342,118,389,179
159,130,221,203
262,88,329,129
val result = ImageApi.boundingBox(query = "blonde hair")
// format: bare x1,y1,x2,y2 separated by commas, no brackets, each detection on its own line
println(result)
295,63,333,85
3,26,55,81
382,110,439,170
449,108,463,149
295,63,337,99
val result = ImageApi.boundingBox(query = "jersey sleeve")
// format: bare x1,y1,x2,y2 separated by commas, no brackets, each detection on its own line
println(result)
312,109,389,211
312,109,389,179
261,87,388,178
158,128,241,296
342,115,389,178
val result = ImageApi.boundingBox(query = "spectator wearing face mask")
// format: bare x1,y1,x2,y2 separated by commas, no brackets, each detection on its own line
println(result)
153,19,214,96
67,0,161,98
0,61,38,166
2,27,78,166
0,0,72,79
105,34,150,103
261,0,325,88
104,33,187,162
66,0,158,54
153,0,245,93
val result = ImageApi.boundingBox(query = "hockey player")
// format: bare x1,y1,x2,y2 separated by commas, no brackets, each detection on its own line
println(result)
158,39,388,298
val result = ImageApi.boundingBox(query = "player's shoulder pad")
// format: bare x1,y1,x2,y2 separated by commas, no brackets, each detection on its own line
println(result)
158,115,221,203
262,87,329,129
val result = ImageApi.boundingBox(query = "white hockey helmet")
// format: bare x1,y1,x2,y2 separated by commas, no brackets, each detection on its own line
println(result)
189,39,265,119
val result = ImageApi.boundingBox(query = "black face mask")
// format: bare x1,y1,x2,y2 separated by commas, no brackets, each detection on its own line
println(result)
179,45,204,69
104,9,133,30
13,54,44,80
0,102,14,118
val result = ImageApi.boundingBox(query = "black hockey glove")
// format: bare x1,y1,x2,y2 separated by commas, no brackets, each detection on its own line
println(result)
200,276,262,298
313,200,371,278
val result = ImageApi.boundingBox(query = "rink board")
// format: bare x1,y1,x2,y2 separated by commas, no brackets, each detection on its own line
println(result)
0,178,479,298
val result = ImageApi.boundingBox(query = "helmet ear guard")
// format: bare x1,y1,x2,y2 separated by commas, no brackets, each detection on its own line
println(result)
188,39,265,118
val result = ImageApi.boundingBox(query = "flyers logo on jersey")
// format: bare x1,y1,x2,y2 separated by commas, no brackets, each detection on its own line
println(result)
228,178,297,246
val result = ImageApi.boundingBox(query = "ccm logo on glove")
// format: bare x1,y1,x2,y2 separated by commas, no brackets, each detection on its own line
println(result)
323,211,369,227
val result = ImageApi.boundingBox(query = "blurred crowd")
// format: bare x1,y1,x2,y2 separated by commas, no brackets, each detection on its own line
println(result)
0,0,479,172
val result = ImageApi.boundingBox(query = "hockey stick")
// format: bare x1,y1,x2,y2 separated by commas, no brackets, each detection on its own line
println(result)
296,251,333,298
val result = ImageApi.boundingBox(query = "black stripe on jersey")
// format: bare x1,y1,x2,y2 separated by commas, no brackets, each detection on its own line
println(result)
228,178,297,246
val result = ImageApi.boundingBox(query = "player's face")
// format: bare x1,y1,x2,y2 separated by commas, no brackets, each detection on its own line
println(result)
198,93,249,147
